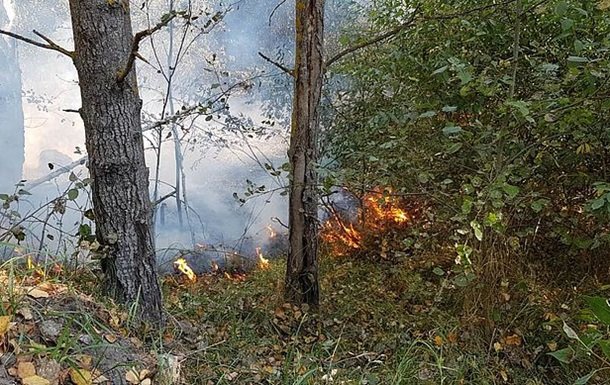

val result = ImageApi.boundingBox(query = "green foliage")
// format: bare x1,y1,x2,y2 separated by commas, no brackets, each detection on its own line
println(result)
549,296,610,384
325,0,610,283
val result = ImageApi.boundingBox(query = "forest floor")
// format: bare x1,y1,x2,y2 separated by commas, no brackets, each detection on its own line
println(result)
0,251,605,384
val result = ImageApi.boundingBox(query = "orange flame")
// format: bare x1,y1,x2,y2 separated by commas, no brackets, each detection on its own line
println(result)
256,247,270,270
174,258,197,282
321,188,411,256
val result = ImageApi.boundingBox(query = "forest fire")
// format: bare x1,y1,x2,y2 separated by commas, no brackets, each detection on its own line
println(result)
321,188,411,256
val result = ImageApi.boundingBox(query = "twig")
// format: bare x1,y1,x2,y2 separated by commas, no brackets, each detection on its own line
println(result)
258,52,294,76
0,29,73,58
268,0,287,25
117,13,178,82
272,216,289,229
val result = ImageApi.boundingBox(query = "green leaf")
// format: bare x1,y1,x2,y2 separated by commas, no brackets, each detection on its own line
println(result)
568,56,589,63
443,125,462,135
562,322,579,340
446,143,463,154
419,110,437,118
457,69,473,85
0,194,9,200
67,189,79,201
583,296,610,325
555,1,568,16
432,65,448,75
461,197,473,214
69,172,78,182
442,106,457,112
574,371,596,385
470,220,483,241
432,267,445,276
591,198,605,210
502,184,519,199
548,347,574,363
531,199,549,213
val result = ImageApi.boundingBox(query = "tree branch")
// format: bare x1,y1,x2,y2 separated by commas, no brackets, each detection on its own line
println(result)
0,29,73,58
117,13,178,82
325,0,518,68
325,8,420,68
258,52,294,77
154,190,176,206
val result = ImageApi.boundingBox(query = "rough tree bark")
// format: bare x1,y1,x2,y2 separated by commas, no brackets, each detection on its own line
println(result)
0,2,24,193
285,0,325,305
68,0,163,324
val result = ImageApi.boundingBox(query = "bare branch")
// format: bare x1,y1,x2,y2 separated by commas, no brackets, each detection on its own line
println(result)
117,13,178,82
23,157,87,191
0,29,73,58
154,190,176,206
258,52,294,77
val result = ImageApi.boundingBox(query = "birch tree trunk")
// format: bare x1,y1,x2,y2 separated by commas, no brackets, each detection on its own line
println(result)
285,0,325,306
68,0,163,324
0,2,24,193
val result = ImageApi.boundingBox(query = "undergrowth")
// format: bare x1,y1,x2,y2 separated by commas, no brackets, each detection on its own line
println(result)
2,249,609,384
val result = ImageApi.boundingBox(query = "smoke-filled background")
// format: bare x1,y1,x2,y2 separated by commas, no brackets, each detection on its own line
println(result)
0,0,363,268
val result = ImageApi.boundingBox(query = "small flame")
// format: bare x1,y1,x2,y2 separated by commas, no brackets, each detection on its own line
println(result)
174,258,196,282
267,225,277,238
224,272,247,282
391,208,409,223
256,247,270,270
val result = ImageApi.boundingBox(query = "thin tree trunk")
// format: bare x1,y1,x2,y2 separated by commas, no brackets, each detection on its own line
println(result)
285,0,325,306
68,0,163,324
0,2,24,193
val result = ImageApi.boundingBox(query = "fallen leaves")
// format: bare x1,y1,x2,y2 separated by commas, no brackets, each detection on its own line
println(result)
17,361,37,378
125,368,151,385
0,315,11,336
69,368,93,385
22,375,51,385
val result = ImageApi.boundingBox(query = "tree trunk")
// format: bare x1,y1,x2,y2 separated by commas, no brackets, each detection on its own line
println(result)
68,0,163,324
0,3,24,193
285,0,325,306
